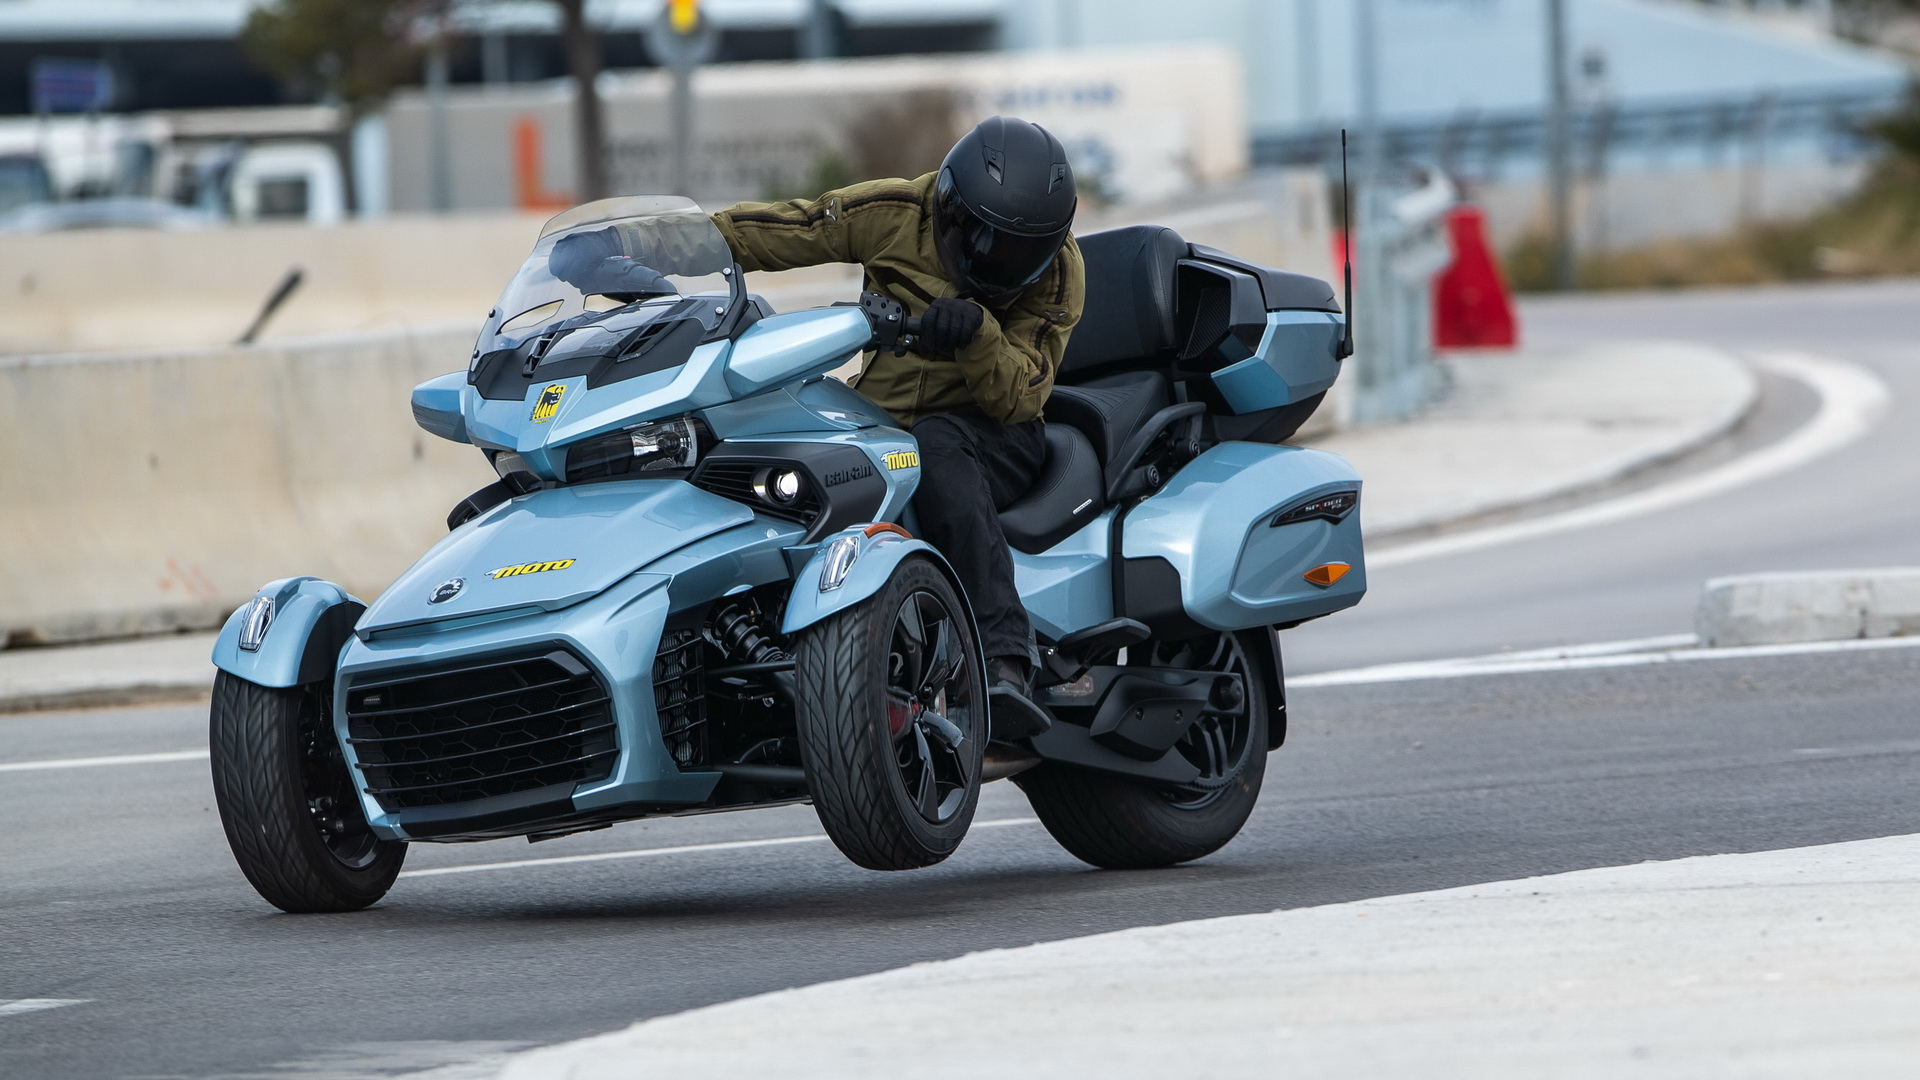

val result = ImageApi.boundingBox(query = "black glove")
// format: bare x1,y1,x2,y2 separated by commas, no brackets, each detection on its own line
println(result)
550,227,674,298
917,298,984,356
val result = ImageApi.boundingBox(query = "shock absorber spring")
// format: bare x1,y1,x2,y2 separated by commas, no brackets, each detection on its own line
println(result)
710,604,788,665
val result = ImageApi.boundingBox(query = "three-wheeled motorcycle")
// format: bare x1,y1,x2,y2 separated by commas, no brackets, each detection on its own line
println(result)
207,196,1366,912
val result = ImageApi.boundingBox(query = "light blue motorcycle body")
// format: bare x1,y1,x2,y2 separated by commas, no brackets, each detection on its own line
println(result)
213,197,1366,844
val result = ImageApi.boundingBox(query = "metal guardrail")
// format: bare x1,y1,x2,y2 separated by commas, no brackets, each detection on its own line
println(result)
1349,164,1456,425
1257,84,1905,179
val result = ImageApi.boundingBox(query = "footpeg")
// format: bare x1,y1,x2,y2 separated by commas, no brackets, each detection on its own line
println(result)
1045,617,1150,684
989,684,1053,741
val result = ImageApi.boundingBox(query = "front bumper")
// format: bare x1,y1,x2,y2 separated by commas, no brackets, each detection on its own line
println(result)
333,572,721,841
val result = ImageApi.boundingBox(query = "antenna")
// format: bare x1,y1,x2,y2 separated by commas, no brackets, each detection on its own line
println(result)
1337,129,1355,360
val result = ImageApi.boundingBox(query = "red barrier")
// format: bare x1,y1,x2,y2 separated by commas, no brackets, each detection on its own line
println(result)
514,116,574,213
1433,205,1517,349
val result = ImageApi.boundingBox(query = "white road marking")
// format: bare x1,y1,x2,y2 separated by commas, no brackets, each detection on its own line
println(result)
0,999,89,1018
1372,351,1890,567
1446,633,1699,662
1292,632,1920,688
401,816,1042,878
0,749,208,773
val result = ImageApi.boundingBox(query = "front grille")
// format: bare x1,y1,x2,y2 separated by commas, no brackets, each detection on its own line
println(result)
345,649,617,812
654,629,707,769
692,460,823,525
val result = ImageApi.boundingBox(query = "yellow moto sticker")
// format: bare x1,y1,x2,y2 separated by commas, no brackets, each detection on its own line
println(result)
883,450,920,471
488,559,576,579
529,383,568,423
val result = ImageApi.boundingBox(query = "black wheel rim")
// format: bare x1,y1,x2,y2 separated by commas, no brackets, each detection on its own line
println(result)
297,688,382,869
883,589,976,825
1152,633,1257,811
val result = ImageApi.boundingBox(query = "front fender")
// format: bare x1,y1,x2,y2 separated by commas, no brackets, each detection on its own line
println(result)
781,528,973,638
211,577,366,688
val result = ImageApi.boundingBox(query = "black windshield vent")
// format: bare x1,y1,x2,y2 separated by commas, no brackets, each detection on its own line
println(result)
345,649,617,811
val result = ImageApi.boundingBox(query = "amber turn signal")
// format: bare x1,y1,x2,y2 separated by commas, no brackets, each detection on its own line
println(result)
1303,562,1351,587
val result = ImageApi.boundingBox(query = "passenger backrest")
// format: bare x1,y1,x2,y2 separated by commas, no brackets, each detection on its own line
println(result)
1059,225,1187,381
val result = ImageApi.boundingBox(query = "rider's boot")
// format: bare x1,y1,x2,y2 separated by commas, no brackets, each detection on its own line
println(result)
987,656,1052,741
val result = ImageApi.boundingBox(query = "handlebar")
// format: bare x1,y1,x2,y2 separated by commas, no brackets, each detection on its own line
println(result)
854,291,924,357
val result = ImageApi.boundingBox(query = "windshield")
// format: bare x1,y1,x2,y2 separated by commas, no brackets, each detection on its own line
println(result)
480,196,733,353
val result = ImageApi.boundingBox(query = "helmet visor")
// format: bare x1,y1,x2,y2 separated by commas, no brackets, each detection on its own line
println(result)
934,169,1071,297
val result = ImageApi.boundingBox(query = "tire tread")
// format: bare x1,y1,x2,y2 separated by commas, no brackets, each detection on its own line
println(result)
795,557,981,871
210,672,404,912
1018,631,1269,870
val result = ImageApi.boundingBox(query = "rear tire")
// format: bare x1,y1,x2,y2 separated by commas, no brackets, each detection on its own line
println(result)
210,672,405,912
1018,630,1268,869
795,555,986,870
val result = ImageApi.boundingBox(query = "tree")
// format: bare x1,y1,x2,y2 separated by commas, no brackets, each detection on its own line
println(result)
249,0,610,203
552,0,610,203
241,0,436,115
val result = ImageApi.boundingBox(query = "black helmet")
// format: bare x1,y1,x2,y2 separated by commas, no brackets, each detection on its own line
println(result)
932,116,1077,298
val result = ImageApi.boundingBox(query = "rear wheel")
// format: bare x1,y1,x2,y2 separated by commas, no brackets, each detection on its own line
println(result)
210,672,405,912
1018,630,1268,869
794,555,986,870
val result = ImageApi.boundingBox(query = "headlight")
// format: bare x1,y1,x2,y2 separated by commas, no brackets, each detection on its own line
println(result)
491,450,536,481
754,467,805,506
237,595,274,652
818,535,860,592
564,416,713,483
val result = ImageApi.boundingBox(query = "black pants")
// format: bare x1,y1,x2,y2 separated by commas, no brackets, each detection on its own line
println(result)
910,407,1047,663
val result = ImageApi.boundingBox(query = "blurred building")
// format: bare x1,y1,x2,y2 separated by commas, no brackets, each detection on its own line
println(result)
998,0,1905,158
1002,0,1908,249
0,0,1910,247
2,1,1903,135
0,0,1002,116
379,46,1245,213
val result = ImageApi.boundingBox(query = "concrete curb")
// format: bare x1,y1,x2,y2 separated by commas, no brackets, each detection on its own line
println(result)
0,633,216,715
0,683,213,716
496,833,1920,1079
1697,568,1920,648
1323,342,1759,540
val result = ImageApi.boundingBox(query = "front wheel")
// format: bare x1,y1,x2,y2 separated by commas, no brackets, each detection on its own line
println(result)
794,554,986,870
1017,630,1269,869
210,672,405,912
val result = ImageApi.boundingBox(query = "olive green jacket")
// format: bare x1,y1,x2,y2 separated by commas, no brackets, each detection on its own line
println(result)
712,172,1083,428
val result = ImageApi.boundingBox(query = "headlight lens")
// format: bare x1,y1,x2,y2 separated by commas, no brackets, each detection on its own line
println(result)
755,467,805,505
819,535,860,592
237,595,274,652
491,450,535,481
564,416,713,483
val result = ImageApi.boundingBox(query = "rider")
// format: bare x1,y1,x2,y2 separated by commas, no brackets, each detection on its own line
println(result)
711,116,1083,740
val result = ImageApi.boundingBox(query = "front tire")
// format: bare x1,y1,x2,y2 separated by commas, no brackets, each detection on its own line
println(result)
1018,630,1269,869
795,554,986,870
210,672,405,912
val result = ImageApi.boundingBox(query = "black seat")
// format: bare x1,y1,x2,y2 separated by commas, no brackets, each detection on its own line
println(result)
1045,225,1187,467
999,424,1105,555
997,225,1192,553
1058,225,1187,380
1047,371,1169,466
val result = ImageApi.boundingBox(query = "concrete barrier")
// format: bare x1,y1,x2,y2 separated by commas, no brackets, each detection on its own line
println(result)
0,182,1332,647
0,213,544,355
0,175,1332,358
0,328,494,645
1696,568,1920,649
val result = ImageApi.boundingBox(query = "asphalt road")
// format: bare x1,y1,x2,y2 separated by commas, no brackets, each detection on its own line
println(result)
4,282,1919,1079
1286,278,1920,673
